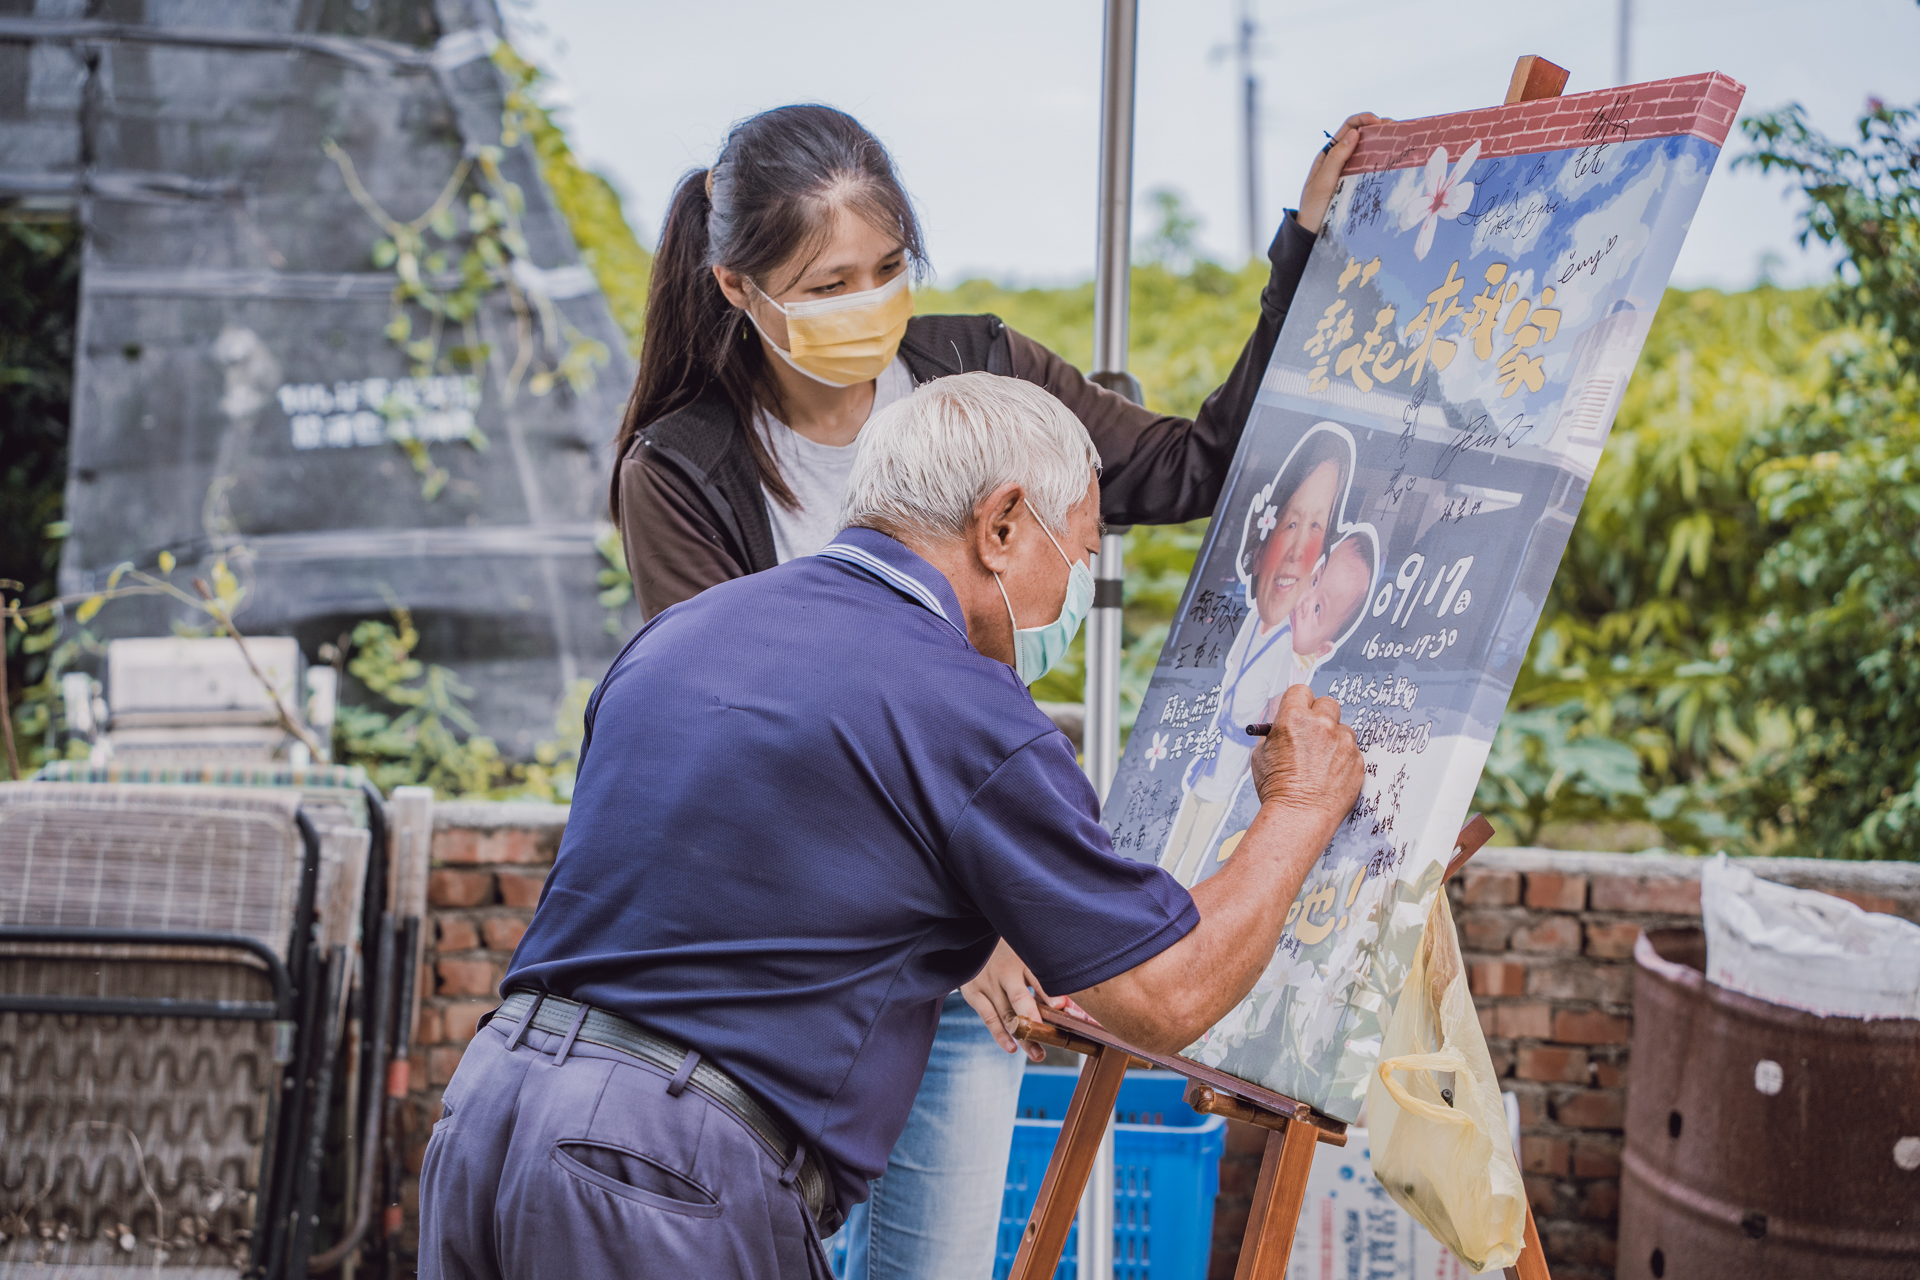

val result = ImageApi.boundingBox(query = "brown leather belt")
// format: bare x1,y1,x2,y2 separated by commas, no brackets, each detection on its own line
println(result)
493,990,830,1230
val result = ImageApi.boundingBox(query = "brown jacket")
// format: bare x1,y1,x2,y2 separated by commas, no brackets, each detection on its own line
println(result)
616,215,1316,620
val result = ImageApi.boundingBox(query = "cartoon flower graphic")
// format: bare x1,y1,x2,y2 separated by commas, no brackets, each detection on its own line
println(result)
1145,731,1170,770
1256,505,1278,539
1396,140,1481,260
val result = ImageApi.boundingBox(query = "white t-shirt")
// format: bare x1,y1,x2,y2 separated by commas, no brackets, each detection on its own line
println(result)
757,358,915,564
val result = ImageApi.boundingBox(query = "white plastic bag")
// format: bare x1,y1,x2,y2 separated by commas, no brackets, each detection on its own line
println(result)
1702,853,1920,1020
1367,890,1525,1273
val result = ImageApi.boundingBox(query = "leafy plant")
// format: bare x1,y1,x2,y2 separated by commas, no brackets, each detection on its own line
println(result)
332,611,509,797
323,40,623,498
494,44,653,353
1,221,80,735
1711,99,1920,856
2,551,324,777
328,610,595,801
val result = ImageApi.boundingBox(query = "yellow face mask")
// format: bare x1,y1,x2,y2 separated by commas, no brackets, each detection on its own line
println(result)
748,271,914,388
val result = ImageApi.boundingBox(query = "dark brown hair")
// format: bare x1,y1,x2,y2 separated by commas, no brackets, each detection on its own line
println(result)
611,105,926,516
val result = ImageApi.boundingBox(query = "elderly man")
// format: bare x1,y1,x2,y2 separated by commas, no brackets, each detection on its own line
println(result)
418,373,1363,1280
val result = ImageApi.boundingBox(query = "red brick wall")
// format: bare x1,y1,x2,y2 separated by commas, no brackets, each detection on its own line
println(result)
402,809,1920,1280
397,803,567,1244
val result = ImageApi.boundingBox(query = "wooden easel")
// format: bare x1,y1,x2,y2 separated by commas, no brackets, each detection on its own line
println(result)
1007,814,1552,1280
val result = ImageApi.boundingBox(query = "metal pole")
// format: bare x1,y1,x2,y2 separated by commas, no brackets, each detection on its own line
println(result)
1079,3,1137,1275
1085,0,1137,810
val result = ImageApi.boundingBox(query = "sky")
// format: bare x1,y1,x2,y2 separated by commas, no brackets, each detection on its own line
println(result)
512,0,1919,291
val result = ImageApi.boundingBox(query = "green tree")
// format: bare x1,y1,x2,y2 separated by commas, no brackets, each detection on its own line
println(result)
1719,101,1920,857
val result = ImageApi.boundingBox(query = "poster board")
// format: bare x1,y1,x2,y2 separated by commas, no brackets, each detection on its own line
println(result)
1104,73,1745,1120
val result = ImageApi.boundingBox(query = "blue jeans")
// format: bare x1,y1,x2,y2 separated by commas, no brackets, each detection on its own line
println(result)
831,992,1026,1280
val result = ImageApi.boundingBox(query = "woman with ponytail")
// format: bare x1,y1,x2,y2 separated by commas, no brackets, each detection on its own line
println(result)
612,102,1373,1280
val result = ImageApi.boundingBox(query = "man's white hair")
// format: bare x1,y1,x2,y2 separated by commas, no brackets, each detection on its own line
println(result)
840,372,1099,542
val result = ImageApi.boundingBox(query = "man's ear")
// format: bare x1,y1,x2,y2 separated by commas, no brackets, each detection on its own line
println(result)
970,483,1026,575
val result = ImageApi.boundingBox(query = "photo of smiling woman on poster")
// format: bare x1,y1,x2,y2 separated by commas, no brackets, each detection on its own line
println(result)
1159,424,1357,887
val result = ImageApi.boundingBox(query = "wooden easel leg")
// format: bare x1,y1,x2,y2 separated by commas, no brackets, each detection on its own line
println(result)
1006,1044,1129,1280
1232,1116,1318,1280
1503,1199,1552,1280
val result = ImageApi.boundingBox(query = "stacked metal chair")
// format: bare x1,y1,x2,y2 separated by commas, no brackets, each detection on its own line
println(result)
0,781,369,1277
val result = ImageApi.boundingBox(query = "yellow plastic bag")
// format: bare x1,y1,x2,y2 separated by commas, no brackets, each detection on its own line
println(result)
1366,889,1526,1272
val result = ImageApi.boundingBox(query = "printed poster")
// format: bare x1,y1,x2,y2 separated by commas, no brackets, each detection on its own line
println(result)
1103,74,1745,1120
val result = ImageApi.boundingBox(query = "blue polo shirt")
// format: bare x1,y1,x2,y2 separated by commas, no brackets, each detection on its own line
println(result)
504,527,1198,1215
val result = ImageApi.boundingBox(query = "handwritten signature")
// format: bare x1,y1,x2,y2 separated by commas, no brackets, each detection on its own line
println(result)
1459,180,1561,239
1344,171,1388,236
1434,411,1536,477
1399,377,1427,454
1560,234,1620,283
1573,93,1636,179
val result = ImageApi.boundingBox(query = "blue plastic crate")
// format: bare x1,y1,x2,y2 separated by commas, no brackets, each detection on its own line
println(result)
828,1068,1224,1280
995,1068,1226,1280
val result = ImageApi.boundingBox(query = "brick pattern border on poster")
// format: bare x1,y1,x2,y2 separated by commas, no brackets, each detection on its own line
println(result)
1342,72,1746,176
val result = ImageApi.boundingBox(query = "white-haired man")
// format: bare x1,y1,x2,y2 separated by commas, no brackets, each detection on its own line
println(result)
417,373,1364,1280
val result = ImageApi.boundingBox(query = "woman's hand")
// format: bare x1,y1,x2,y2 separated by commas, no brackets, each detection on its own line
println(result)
1296,112,1384,235
961,940,1065,1062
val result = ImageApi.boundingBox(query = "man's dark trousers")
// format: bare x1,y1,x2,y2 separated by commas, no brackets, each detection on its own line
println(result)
418,1015,831,1279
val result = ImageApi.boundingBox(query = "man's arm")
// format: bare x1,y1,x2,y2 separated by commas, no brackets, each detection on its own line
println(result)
1069,685,1364,1054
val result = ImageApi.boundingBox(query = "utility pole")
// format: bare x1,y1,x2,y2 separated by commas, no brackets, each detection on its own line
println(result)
1237,0,1260,260
1616,0,1632,85
1214,0,1262,260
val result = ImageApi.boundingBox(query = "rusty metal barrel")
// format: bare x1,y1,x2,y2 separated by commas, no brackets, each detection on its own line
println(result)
1619,927,1920,1278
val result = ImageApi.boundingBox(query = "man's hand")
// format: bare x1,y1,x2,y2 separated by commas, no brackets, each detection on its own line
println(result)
1297,112,1383,235
961,940,1065,1063
1251,683,1365,818
1069,688,1364,1054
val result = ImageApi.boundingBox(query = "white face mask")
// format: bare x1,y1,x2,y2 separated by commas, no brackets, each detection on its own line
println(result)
745,271,914,387
993,502,1097,685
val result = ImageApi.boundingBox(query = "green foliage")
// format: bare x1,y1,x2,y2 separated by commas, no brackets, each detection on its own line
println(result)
1709,100,1920,856
333,611,508,797
331,610,594,801
1742,100,1919,370
1473,705,1646,846
1496,101,1920,856
513,677,595,803
495,44,653,352
1,221,80,715
1139,186,1203,271
1495,285,1829,848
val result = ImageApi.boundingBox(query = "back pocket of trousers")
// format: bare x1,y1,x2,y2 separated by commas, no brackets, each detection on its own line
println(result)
553,1141,723,1218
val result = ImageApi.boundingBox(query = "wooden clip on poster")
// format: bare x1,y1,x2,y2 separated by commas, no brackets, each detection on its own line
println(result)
1013,57,1744,1280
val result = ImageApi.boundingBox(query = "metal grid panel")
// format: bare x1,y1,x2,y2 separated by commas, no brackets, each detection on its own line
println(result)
0,785,305,957
0,784,314,1271
0,1008,276,1273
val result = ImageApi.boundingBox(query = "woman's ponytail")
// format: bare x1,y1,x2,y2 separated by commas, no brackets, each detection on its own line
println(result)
610,169,750,518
